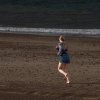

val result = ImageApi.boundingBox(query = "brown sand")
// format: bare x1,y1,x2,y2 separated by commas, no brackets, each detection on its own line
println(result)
0,33,100,100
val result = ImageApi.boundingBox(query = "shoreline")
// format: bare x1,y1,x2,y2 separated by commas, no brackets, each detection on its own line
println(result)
0,31,100,39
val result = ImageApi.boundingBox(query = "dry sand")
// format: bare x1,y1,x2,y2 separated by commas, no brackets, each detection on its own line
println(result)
0,33,100,100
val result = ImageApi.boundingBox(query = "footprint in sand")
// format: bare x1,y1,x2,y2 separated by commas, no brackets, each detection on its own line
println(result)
27,91,40,95
27,91,50,96
59,92,73,97
76,94,100,100
82,97,100,100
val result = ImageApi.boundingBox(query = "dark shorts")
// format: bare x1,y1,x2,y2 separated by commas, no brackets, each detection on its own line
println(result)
59,53,70,64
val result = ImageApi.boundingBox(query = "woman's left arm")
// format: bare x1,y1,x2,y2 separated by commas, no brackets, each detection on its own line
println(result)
56,44,59,51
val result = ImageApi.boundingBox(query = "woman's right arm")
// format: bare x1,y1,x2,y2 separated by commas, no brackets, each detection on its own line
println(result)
65,44,68,51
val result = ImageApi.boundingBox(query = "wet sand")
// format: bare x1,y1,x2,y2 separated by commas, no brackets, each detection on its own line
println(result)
0,33,100,100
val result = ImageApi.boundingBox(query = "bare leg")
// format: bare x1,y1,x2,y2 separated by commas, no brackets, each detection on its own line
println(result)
58,62,67,77
65,74,70,84
58,62,70,83
63,64,70,84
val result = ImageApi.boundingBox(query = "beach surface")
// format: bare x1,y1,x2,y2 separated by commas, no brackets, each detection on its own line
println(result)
0,33,100,100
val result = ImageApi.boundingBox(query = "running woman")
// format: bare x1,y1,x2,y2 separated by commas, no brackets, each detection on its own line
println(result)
56,35,70,84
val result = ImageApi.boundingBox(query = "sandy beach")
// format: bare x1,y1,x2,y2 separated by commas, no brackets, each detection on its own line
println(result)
0,33,100,100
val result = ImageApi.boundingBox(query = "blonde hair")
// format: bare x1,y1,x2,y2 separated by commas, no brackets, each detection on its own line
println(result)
59,35,65,41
